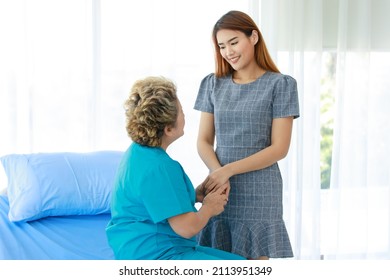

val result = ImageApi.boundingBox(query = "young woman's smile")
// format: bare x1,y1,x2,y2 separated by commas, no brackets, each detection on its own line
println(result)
216,29,256,72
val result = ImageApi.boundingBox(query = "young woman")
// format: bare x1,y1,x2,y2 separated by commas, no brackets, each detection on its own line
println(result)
194,10,300,260
106,76,245,260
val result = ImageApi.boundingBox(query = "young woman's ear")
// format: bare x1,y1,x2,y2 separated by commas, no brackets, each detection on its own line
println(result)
251,30,259,45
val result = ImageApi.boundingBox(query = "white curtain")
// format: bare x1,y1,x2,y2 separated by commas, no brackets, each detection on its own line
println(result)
1,0,390,260
259,0,390,259
325,0,390,259
0,0,107,153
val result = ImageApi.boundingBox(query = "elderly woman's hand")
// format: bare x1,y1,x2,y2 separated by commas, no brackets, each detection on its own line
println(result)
195,184,206,203
202,188,229,217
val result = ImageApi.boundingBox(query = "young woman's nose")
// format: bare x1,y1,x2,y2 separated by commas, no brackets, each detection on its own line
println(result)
225,45,233,55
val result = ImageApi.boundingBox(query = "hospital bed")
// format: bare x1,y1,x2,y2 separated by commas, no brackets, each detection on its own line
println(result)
0,151,123,260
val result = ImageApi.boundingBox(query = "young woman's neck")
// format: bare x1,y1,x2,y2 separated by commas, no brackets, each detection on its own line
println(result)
233,64,266,84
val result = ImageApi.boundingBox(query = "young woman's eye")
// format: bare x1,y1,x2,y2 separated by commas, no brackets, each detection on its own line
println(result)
219,46,225,50
231,41,238,45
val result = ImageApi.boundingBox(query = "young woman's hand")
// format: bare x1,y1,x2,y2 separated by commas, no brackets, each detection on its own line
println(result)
202,165,232,194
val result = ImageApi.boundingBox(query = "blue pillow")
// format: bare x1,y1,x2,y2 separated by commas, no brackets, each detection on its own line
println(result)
0,151,123,222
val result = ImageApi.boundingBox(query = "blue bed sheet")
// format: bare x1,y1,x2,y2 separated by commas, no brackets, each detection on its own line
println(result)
0,195,114,260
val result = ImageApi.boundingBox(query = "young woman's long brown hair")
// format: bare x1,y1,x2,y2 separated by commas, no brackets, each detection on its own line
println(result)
212,10,280,77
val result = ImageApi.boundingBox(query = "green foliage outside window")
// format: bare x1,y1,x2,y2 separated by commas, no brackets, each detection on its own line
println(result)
320,52,336,189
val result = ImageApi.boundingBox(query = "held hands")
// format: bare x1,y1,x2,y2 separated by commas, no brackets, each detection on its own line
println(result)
169,185,228,239
202,187,229,217
202,166,232,195
196,165,232,217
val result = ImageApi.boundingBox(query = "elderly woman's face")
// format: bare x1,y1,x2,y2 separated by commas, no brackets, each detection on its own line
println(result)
172,100,185,140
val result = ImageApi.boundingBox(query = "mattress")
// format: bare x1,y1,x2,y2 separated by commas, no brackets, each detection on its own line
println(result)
0,195,114,260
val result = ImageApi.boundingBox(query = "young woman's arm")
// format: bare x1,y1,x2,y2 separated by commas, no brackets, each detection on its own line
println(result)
196,112,221,172
196,112,231,196
202,117,294,191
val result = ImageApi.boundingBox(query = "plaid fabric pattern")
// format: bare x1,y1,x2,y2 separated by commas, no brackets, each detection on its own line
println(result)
194,72,299,258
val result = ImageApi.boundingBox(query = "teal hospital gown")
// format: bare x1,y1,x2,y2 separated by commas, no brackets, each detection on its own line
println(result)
105,142,245,260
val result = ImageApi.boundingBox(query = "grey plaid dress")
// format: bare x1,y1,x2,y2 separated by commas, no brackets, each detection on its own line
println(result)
194,72,299,258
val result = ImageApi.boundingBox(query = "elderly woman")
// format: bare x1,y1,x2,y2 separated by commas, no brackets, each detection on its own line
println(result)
106,76,245,260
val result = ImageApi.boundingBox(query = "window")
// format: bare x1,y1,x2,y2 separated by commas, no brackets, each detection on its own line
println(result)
320,51,336,189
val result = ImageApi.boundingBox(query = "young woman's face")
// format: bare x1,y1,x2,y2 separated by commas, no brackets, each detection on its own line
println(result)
216,29,256,72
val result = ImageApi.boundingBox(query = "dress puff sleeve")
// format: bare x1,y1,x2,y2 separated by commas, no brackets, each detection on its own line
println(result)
193,73,215,113
272,75,300,119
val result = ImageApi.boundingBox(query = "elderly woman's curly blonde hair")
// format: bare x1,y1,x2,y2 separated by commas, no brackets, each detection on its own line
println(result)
124,76,178,147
